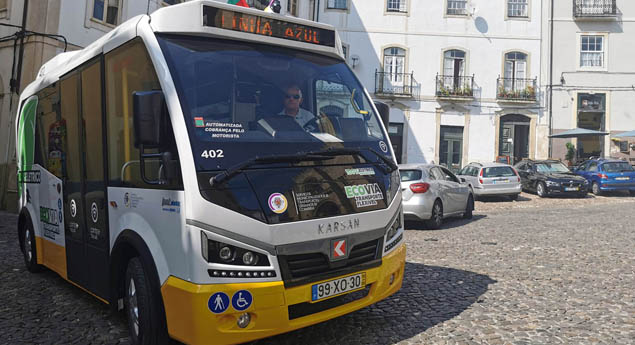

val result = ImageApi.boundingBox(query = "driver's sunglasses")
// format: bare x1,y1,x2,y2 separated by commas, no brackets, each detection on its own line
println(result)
285,94,301,100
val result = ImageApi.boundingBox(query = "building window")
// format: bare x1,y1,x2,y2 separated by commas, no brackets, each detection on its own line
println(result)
508,0,528,17
387,0,407,13
92,0,121,26
580,35,604,68
443,49,466,79
447,0,467,16
619,141,629,153
327,0,347,10
287,0,298,16
0,0,8,12
503,51,527,89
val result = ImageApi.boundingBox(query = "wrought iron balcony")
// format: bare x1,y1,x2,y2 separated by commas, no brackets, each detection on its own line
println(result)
435,74,474,99
496,77,537,102
375,71,419,98
573,0,617,18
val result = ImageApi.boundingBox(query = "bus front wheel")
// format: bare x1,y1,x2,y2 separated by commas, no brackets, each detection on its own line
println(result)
125,257,167,345
21,221,43,273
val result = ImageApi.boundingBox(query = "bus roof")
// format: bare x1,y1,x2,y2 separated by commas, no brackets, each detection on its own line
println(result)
23,0,343,98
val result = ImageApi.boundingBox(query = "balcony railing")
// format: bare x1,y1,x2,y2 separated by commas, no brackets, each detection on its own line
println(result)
496,77,537,102
375,71,419,98
573,0,617,18
435,74,474,98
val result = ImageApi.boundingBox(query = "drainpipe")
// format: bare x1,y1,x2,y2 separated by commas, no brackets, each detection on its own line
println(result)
548,0,554,158
316,0,320,22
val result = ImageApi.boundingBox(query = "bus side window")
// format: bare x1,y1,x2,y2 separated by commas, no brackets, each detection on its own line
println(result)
105,39,182,189
35,84,64,178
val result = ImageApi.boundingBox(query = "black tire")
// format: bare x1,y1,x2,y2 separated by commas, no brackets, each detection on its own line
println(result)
425,200,443,229
592,182,602,196
509,193,520,201
630,190,635,197
463,195,474,219
536,182,548,198
125,257,168,345
21,221,43,273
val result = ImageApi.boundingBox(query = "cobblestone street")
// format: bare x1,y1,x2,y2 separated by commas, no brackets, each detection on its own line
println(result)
1,193,634,344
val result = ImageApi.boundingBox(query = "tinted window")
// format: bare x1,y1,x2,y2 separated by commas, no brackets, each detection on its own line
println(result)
483,166,515,178
429,167,444,180
536,162,569,173
441,167,460,183
515,162,526,171
400,169,422,181
602,162,634,172
588,162,598,172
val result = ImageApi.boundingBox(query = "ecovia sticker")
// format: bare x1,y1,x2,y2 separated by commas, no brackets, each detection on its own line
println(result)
268,193,288,214
345,183,384,208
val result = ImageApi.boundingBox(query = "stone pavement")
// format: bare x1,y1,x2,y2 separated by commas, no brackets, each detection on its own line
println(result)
1,193,634,344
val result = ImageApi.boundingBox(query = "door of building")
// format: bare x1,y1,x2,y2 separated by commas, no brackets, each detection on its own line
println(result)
388,123,403,163
500,114,530,165
440,126,463,172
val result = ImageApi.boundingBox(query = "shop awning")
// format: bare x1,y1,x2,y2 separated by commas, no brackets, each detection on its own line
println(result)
614,130,635,138
549,128,609,138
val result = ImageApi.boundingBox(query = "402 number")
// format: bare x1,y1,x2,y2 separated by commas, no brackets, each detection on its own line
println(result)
201,149,224,159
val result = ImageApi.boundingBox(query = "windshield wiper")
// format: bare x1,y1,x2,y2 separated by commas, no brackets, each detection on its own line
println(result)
209,153,333,186
308,146,398,173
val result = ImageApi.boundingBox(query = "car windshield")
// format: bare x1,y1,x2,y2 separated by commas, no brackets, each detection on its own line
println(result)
157,34,389,171
400,169,422,181
536,162,570,173
603,162,634,172
483,166,515,178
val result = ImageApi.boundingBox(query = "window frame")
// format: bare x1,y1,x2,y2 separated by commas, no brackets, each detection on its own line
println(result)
445,0,468,17
578,33,608,71
86,0,123,31
0,0,10,19
287,0,298,17
506,0,530,20
326,0,348,11
385,0,409,15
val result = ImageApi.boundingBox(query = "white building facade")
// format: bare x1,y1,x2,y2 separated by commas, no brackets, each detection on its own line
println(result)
544,0,635,163
317,0,549,169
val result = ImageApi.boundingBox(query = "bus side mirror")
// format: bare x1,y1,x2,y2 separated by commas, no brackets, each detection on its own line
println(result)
133,91,168,148
374,101,390,129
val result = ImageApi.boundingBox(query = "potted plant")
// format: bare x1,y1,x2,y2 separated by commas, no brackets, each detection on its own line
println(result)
565,142,576,166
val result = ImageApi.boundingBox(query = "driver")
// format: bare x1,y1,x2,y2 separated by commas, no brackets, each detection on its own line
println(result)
279,85,315,128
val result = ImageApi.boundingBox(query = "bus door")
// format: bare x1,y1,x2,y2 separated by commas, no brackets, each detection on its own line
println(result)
61,60,110,299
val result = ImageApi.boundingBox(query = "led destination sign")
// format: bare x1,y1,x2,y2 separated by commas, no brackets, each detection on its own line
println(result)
203,6,336,48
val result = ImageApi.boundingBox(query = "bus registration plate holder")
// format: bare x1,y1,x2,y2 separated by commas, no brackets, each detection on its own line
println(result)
311,273,366,302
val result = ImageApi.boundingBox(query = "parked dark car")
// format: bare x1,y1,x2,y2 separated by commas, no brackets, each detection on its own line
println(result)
514,160,588,198
573,158,635,196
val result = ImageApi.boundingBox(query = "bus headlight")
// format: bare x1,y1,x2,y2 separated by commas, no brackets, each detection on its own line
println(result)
386,208,402,243
201,231,270,266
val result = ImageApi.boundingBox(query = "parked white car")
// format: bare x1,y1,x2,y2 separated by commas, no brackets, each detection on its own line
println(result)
399,164,474,229
457,162,522,200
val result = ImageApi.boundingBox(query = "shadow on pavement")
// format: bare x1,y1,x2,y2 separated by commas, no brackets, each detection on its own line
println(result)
404,214,487,231
476,195,531,203
251,262,495,345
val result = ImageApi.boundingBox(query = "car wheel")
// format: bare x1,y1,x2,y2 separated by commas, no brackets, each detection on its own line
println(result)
125,257,168,345
509,193,519,201
592,182,602,196
21,220,43,273
536,182,547,198
630,190,635,197
463,195,474,219
425,200,443,230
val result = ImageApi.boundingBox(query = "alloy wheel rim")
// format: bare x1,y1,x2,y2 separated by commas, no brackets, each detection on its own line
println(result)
128,278,139,336
434,204,442,224
593,183,599,194
25,229,32,262
538,184,544,196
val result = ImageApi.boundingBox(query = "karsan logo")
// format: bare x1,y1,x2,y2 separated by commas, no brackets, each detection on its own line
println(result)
318,218,360,235
345,183,384,208
161,198,181,213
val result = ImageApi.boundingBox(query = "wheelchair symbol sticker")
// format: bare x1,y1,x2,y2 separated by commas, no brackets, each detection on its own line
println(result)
208,292,230,314
231,290,253,311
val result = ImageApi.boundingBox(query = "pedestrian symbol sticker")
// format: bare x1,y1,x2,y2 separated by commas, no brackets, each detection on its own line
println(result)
231,290,253,311
208,292,230,314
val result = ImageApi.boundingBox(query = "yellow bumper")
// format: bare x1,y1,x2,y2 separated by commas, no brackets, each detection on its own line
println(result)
161,243,406,345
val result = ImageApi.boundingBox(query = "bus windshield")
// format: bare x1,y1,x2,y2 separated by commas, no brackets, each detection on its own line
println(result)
157,34,389,171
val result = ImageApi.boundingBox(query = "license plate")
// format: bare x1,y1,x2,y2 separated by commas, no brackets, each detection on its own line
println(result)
616,177,629,181
565,187,579,191
311,273,366,302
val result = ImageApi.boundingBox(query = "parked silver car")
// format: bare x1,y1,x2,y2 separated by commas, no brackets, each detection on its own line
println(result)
399,164,474,229
457,162,522,200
